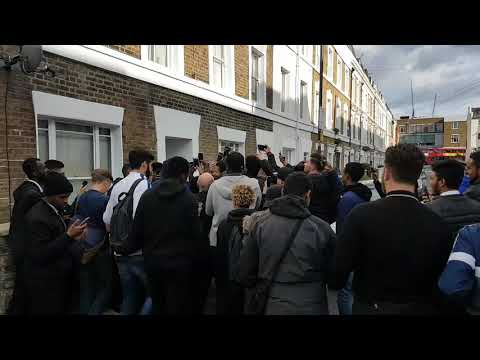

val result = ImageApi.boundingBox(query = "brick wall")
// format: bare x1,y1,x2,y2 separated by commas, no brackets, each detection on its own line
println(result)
444,120,467,148
0,225,12,314
234,45,249,99
266,45,273,109
184,45,209,84
0,49,272,223
105,45,141,59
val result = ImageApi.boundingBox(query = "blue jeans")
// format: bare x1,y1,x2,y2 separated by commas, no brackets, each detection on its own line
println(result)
78,248,113,315
337,272,354,315
116,255,152,315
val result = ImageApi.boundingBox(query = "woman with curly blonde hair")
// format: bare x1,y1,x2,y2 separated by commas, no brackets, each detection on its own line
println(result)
215,184,256,314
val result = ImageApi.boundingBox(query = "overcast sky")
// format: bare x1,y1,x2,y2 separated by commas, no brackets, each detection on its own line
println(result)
354,45,480,120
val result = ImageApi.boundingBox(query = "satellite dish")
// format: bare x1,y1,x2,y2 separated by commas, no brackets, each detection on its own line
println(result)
19,45,44,74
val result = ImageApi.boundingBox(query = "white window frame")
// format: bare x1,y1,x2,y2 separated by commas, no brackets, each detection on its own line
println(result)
250,46,267,107
326,90,333,130
452,121,459,129
327,46,334,80
300,81,308,119
345,67,350,95
141,45,184,76
282,147,295,164
217,126,246,156
343,103,349,136
281,67,290,114
335,97,342,131
209,45,235,94
32,91,124,179
451,134,459,144
313,80,320,126
313,45,320,67
336,58,343,88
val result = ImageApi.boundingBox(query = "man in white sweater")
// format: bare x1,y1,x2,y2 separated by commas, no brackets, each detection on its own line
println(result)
206,151,262,247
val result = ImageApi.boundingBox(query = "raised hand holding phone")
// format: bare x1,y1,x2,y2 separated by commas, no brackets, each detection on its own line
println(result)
67,219,88,240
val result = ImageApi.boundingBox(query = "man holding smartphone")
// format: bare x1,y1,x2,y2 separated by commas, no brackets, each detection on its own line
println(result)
23,172,87,314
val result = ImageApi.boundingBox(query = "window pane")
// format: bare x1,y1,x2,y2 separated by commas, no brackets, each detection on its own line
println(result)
152,45,168,67
56,131,93,178
38,119,48,129
99,127,111,136
38,129,49,162
56,122,93,133
99,136,112,171
213,59,223,88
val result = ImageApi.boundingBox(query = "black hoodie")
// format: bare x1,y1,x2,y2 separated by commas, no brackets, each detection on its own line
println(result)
123,178,205,259
336,182,373,235
308,171,342,224
8,180,44,260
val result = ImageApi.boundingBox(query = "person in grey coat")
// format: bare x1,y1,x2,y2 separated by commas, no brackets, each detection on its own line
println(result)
237,172,336,315
427,159,480,239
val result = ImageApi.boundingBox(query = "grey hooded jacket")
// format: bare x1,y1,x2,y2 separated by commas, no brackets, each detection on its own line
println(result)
237,195,336,315
205,173,262,247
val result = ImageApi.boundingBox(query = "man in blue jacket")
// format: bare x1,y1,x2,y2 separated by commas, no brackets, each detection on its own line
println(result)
336,162,372,315
438,224,480,315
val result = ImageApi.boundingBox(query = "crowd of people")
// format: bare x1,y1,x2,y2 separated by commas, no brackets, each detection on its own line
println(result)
5,142,480,315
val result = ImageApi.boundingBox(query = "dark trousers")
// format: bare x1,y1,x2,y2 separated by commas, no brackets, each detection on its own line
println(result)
145,255,208,315
25,274,73,315
7,257,26,315
78,248,114,315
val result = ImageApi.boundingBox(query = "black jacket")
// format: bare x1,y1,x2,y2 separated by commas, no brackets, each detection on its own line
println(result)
216,207,255,314
123,178,205,259
465,180,480,202
427,194,480,239
332,191,454,314
8,180,44,260
24,198,83,279
196,190,213,250
308,171,341,224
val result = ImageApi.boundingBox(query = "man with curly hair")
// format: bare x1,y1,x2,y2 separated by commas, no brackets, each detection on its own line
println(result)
215,184,256,314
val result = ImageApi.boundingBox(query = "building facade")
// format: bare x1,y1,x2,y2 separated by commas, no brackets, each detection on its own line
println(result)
467,106,480,158
0,44,393,224
443,117,467,149
397,117,445,151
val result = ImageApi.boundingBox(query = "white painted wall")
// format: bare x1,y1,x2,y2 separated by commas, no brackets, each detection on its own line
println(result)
153,105,200,162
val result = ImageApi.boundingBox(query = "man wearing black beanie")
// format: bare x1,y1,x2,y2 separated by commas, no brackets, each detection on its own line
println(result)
23,172,88,314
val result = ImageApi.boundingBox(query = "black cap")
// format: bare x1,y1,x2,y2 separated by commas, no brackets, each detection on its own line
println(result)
44,172,73,196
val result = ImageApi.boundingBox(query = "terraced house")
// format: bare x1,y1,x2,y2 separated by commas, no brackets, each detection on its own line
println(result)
0,45,394,225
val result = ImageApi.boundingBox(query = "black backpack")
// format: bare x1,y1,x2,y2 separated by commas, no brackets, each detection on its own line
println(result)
109,177,145,254
228,224,246,281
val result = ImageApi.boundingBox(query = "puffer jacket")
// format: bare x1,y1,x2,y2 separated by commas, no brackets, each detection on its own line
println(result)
308,171,342,224
427,194,480,239
237,195,336,315
336,183,372,235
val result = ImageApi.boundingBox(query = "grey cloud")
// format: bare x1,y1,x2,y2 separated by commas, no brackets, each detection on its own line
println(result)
354,45,480,119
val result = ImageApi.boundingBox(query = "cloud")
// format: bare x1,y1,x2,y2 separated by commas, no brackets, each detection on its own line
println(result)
354,45,480,119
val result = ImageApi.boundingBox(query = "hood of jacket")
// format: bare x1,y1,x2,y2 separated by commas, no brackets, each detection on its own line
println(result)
214,174,258,200
227,208,255,233
269,194,311,219
153,178,187,198
342,183,372,202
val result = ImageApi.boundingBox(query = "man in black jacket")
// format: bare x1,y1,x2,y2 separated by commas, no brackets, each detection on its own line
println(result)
427,159,480,239
7,158,46,315
122,156,205,315
304,153,341,224
465,150,480,202
332,144,454,315
24,172,87,314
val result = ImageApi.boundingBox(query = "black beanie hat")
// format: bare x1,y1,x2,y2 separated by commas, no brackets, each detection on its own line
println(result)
44,172,73,196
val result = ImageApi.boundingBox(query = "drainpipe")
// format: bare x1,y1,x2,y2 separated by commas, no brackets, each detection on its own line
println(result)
348,67,354,162
318,45,324,152
295,47,300,164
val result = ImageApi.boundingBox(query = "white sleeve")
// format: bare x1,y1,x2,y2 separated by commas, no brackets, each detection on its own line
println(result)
255,183,262,209
103,188,117,226
133,179,149,218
